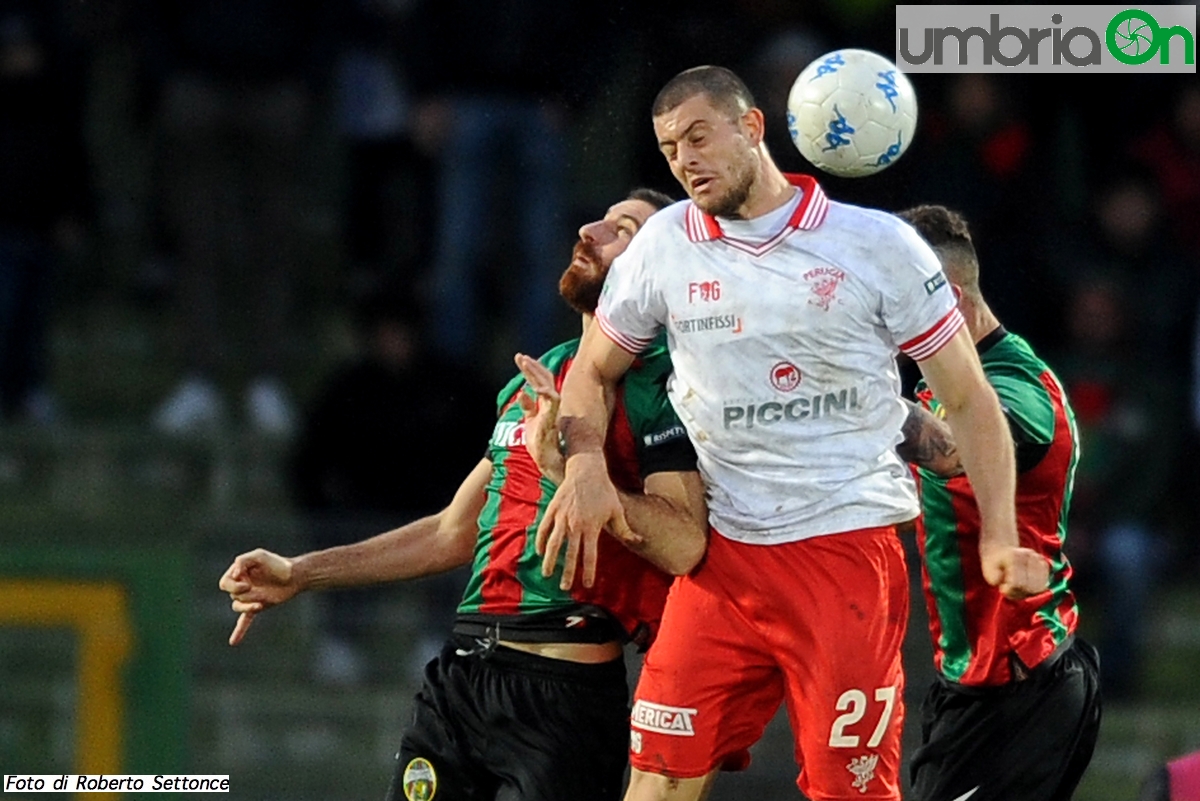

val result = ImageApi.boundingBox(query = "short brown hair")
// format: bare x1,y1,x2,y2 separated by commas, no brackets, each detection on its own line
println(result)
652,66,756,121
627,187,676,211
897,204,980,294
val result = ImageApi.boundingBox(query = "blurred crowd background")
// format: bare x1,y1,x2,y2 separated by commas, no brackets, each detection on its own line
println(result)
1,1,1199,799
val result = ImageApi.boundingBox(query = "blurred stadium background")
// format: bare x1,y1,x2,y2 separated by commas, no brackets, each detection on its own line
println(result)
1,1,1198,799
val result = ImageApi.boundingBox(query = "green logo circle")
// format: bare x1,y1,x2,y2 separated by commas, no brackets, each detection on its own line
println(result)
1107,9,1161,64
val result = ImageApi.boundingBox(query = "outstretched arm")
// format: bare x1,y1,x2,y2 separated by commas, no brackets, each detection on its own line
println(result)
219,458,492,645
917,330,1046,598
536,323,637,590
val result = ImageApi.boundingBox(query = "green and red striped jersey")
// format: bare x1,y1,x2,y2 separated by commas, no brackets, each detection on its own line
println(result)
913,328,1080,686
455,335,695,649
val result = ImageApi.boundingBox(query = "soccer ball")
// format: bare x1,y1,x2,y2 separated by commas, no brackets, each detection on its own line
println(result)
786,49,918,178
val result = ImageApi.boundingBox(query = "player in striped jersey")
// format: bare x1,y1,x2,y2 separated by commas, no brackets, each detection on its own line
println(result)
218,188,709,801
897,205,1102,801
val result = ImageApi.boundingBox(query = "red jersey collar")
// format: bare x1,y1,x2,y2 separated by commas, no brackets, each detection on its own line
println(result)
684,173,829,243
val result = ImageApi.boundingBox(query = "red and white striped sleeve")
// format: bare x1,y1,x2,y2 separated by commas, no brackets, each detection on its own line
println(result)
898,307,966,362
595,311,656,355
879,218,962,361
594,234,666,355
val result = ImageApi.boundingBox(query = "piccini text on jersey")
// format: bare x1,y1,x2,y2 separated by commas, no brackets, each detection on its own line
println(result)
723,387,862,429
490,420,526,448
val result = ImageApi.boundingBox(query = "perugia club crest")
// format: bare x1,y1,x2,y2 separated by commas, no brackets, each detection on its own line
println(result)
804,266,846,311
847,753,879,793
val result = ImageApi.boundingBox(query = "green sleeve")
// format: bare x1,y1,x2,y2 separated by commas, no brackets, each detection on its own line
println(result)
622,343,696,478
494,372,525,415
989,372,1055,446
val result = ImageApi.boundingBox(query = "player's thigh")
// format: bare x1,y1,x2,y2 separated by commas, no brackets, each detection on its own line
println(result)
1052,638,1103,800
630,569,784,779
387,645,492,801
772,528,909,800
910,641,1103,801
490,661,631,801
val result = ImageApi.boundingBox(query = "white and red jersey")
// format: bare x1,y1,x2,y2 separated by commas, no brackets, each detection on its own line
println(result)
596,174,963,544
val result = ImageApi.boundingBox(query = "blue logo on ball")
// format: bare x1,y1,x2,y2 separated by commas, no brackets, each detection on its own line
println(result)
811,52,846,81
822,106,855,152
874,132,904,166
875,71,899,113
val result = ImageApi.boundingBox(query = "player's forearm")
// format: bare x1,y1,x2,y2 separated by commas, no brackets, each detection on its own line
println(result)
559,359,614,459
616,490,708,575
940,384,1017,549
558,325,630,460
292,514,474,591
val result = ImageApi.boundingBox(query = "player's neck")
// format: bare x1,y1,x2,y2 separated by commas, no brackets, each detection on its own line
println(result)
964,299,1002,344
735,163,796,220
580,314,594,336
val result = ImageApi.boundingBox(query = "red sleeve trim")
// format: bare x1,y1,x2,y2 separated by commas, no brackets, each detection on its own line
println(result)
596,312,655,355
900,308,966,361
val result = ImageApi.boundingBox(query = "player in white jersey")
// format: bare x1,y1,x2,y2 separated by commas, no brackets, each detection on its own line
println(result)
535,66,1045,800
599,175,960,544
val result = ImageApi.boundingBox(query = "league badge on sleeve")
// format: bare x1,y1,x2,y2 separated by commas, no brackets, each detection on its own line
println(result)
402,757,437,801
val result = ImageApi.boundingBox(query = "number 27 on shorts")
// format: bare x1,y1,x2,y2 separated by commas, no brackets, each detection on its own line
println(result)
828,686,897,748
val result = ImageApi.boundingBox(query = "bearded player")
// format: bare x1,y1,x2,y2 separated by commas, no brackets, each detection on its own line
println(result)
219,188,709,801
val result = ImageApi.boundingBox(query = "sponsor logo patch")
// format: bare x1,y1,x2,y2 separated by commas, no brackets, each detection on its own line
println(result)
770,361,802,393
402,757,437,801
672,313,743,335
643,424,687,446
688,280,721,302
630,700,698,736
924,271,947,295
491,420,526,448
723,387,862,429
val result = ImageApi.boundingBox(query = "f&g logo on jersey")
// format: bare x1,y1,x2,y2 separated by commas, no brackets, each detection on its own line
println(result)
688,280,721,303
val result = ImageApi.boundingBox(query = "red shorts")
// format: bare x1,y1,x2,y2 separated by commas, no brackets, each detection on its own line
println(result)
629,526,909,800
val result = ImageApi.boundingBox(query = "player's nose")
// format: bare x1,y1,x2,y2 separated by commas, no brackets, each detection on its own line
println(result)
578,220,608,243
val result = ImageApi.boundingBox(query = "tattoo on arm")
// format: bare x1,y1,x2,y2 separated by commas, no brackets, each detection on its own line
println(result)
898,399,964,478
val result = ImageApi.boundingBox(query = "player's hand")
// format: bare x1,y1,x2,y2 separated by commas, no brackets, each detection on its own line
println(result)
981,544,1050,600
514,353,565,484
218,549,299,646
536,452,629,589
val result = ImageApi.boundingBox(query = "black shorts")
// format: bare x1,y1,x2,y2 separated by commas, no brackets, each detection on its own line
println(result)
384,635,630,801
909,637,1102,801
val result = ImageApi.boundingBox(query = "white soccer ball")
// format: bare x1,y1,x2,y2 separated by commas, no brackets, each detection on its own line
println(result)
786,49,918,178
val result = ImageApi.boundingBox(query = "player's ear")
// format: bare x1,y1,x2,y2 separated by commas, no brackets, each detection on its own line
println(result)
741,107,765,145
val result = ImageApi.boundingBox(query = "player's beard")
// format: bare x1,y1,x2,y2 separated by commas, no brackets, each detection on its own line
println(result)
558,240,607,315
695,153,756,219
